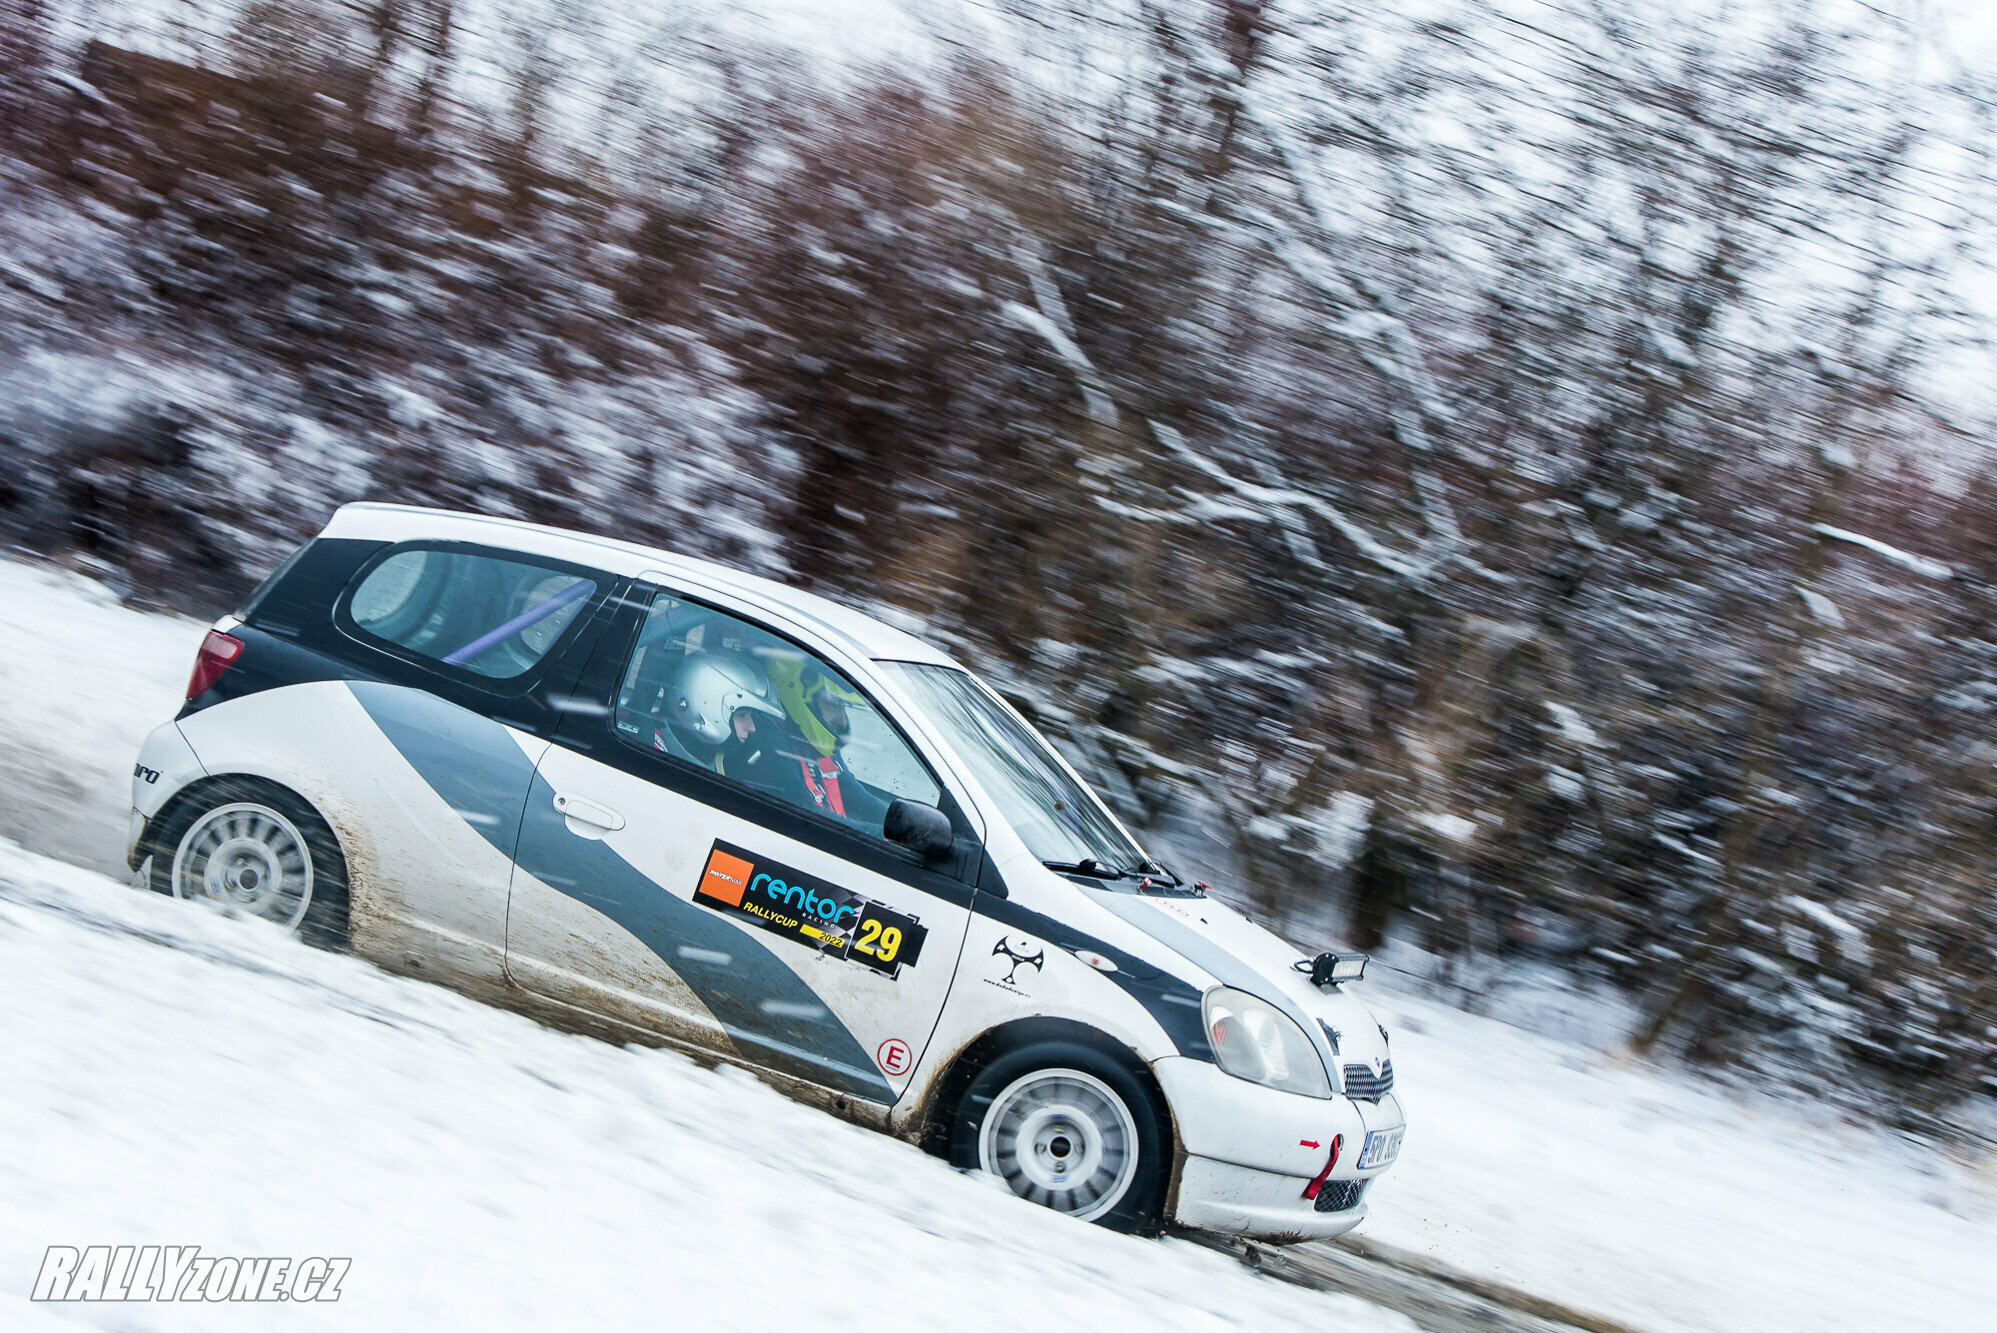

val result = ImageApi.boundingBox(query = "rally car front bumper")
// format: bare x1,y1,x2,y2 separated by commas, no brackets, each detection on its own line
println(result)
1153,1055,1405,1243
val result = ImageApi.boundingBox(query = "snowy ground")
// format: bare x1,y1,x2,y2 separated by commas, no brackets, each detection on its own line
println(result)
1359,988,1997,1332
0,842,1410,1332
2,551,1994,1331
0,555,206,876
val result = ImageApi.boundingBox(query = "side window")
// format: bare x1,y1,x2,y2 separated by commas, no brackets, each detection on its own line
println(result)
613,590,942,839
346,547,599,681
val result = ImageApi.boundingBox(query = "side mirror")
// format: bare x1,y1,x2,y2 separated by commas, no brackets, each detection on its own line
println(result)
884,799,955,860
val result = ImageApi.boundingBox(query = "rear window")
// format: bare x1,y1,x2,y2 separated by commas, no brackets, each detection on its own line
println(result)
345,547,599,681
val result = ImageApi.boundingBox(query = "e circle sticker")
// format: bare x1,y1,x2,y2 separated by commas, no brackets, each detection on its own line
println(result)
876,1038,912,1076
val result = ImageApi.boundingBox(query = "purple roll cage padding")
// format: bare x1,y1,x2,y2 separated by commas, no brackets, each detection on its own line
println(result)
442,577,595,667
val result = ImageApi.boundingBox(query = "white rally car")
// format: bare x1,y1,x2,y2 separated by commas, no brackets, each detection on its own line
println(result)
129,503,1404,1239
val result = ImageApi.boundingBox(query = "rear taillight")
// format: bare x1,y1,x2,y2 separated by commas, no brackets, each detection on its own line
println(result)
186,631,244,699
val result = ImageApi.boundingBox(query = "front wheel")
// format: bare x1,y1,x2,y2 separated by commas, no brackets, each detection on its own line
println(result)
153,780,350,949
951,1042,1167,1233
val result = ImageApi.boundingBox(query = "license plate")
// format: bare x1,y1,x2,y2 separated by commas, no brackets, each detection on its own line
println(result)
1358,1126,1403,1170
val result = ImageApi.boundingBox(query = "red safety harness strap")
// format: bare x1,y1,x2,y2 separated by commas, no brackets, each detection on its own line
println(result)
797,756,846,818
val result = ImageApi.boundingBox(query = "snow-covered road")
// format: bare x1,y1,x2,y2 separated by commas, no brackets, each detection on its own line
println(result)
1359,987,1997,1332
1,552,1993,1332
0,841,1412,1332
0,557,204,877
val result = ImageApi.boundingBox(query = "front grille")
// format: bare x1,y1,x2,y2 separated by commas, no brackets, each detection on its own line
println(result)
1342,1060,1394,1102
1313,1179,1369,1213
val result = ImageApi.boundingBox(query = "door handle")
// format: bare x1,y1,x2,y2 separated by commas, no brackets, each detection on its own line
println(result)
552,792,626,833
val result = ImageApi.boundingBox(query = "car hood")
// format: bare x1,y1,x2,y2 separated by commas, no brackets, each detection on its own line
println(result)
1088,889,1391,1080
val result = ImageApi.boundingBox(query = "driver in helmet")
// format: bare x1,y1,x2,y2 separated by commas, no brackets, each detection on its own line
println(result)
667,652,795,794
766,656,890,828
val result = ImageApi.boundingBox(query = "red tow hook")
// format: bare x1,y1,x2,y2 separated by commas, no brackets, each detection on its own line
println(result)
1301,1134,1344,1201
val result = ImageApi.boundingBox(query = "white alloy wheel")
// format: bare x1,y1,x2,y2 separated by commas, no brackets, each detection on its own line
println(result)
170,801,316,930
978,1067,1140,1221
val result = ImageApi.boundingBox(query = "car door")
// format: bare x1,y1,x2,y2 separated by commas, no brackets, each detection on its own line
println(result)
502,582,984,1107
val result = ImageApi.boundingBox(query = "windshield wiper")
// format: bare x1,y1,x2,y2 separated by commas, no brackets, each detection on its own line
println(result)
1040,858,1137,880
1041,859,1191,892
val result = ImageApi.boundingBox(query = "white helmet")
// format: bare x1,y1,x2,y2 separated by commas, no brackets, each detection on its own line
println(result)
671,652,786,744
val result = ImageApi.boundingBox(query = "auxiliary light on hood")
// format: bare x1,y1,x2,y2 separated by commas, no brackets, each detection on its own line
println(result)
1297,952,1368,988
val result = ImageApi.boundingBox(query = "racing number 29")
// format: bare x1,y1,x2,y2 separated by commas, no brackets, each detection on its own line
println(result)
854,918,902,963
848,903,923,978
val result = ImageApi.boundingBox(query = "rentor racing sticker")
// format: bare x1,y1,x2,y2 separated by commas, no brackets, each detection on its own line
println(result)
694,841,926,979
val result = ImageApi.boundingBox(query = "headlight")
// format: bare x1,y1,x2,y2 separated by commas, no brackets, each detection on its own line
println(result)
1202,986,1331,1098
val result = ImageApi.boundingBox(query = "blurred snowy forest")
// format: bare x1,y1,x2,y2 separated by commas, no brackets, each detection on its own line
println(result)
2,0,1993,1126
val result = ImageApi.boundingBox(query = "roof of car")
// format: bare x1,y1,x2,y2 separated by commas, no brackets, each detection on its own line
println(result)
321,503,959,667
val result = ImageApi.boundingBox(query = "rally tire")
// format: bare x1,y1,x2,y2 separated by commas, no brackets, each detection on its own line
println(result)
151,778,351,950
949,1040,1167,1234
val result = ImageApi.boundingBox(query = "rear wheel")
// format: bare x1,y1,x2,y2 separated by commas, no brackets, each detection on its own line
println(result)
153,780,350,949
951,1041,1167,1233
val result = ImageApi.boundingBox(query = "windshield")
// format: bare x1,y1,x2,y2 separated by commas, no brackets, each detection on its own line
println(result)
883,663,1147,872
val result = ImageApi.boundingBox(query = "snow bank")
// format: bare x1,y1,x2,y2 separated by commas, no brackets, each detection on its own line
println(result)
0,556,206,875
1360,984,1997,1333
0,843,1408,1331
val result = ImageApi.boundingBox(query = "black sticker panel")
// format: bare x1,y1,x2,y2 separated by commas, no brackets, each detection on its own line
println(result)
694,840,926,979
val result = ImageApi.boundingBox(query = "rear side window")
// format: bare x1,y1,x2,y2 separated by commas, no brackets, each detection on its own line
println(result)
346,547,598,681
